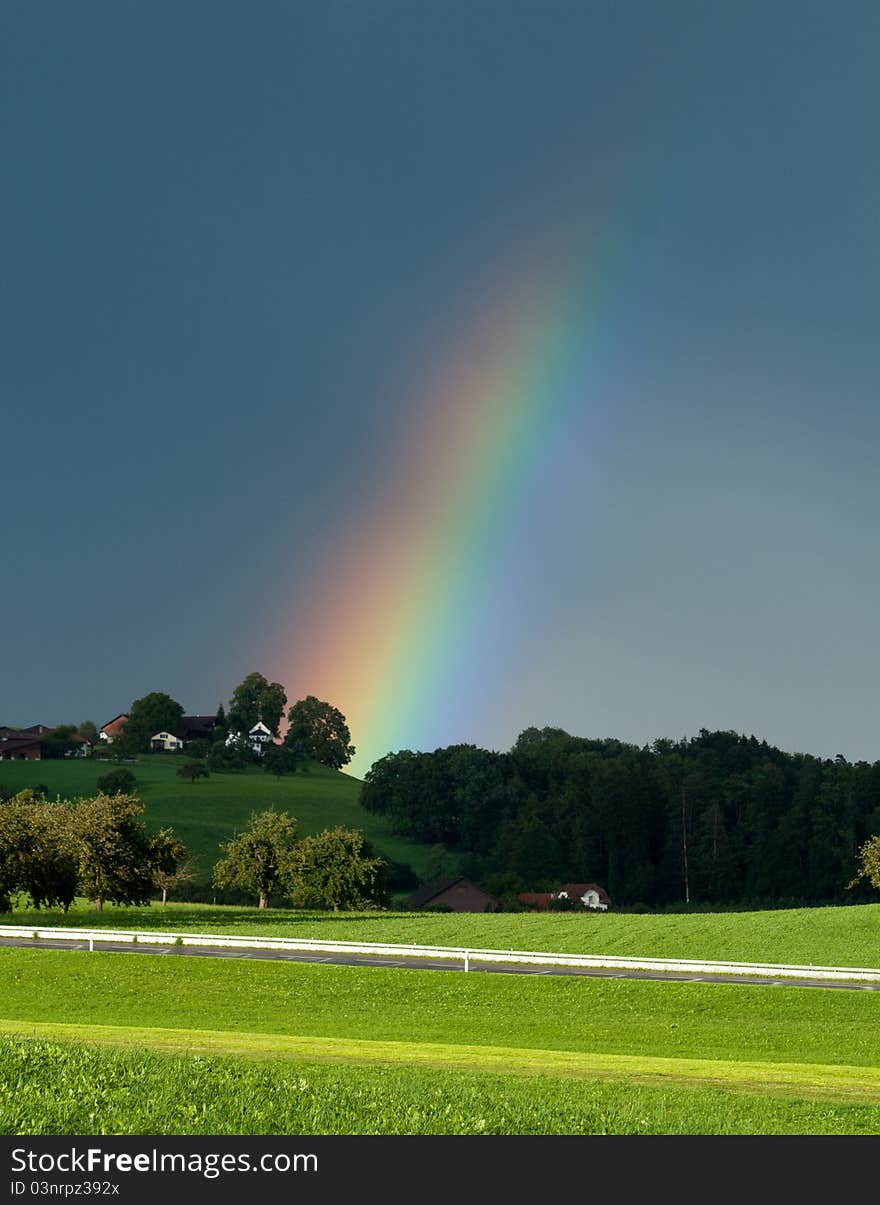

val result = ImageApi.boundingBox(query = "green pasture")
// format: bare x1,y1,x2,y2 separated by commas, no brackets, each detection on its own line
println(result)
3,946,880,1068
6,1035,880,1135
3,947,880,1133
5,898,880,970
0,755,433,879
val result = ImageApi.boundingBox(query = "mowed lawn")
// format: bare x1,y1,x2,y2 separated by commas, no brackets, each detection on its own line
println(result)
6,898,880,970
4,946,880,1134
4,947,880,1068
7,1036,880,1135
0,755,433,879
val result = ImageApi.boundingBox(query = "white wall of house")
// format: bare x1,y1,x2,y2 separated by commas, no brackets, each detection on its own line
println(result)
226,722,275,756
151,731,183,751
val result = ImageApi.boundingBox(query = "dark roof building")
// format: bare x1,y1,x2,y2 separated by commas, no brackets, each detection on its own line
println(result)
176,715,217,741
409,875,500,913
557,883,612,910
0,729,42,760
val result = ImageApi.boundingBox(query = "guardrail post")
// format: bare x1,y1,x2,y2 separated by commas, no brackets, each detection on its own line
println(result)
89,935,93,953
464,948,469,973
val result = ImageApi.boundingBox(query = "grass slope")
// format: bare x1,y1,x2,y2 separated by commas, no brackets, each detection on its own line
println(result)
8,1036,880,1134
4,947,880,1068
0,755,433,879
3,947,880,1134
6,899,880,969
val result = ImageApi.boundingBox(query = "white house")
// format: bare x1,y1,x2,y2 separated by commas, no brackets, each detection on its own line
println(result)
226,721,276,756
150,731,184,752
555,883,611,911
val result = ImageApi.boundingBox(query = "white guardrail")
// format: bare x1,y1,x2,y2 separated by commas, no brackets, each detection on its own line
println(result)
1,924,879,983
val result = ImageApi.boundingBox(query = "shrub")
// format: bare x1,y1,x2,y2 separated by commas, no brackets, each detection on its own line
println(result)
177,762,209,783
96,768,137,795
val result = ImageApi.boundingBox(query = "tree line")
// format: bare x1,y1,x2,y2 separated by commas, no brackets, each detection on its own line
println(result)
0,790,186,912
0,790,386,914
213,810,386,910
360,728,880,909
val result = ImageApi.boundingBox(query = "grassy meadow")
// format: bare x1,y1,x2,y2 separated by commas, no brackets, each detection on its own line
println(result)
0,754,434,880
5,1036,880,1135
3,944,880,1134
5,898,880,969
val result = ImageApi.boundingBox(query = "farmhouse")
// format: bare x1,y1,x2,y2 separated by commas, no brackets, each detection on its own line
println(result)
410,876,500,913
518,883,612,911
0,727,42,761
99,715,129,743
149,717,218,752
226,721,276,756
0,725,91,760
558,883,611,910
150,731,184,752
177,715,217,743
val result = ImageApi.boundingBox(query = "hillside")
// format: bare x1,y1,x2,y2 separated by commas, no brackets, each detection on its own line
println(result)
0,755,435,882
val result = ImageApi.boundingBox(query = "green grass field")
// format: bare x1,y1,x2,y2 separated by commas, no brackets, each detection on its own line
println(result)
5,898,880,970
2,946,880,1134
5,947,880,1066
0,755,434,880
5,1036,880,1135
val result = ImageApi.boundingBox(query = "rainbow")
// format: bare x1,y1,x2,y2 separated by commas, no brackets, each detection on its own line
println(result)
272,221,615,777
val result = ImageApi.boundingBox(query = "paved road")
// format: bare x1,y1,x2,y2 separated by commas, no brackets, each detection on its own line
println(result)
2,935,878,991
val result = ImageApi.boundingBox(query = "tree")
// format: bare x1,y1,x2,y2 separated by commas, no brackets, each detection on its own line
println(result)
78,721,98,744
285,696,354,769
150,829,192,905
212,809,300,909
73,793,158,910
228,673,287,738
262,744,303,778
0,791,35,910
208,738,248,772
97,768,137,794
41,725,79,759
287,827,387,911
117,693,184,754
213,704,228,744
177,762,209,783
848,836,880,892
19,798,79,912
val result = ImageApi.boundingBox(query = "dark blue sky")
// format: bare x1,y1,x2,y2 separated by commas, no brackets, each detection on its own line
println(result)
3,1,879,768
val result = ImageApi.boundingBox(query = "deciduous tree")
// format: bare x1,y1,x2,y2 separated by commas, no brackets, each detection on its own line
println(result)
119,693,184,754
177,762,209,783
212,809,299,909
287,827,387,911
262,744,303,778
228,673,287,738
73,793,158,911
849,836,880,892
150,829,192,905
96,768,137,794
41,725,80,759
285,696,354,770
78,721,98,744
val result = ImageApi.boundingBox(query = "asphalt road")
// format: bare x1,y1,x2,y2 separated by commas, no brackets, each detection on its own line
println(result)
1,935,878,990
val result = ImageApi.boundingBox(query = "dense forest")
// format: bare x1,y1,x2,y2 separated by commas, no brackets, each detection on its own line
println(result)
360,729,880,908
